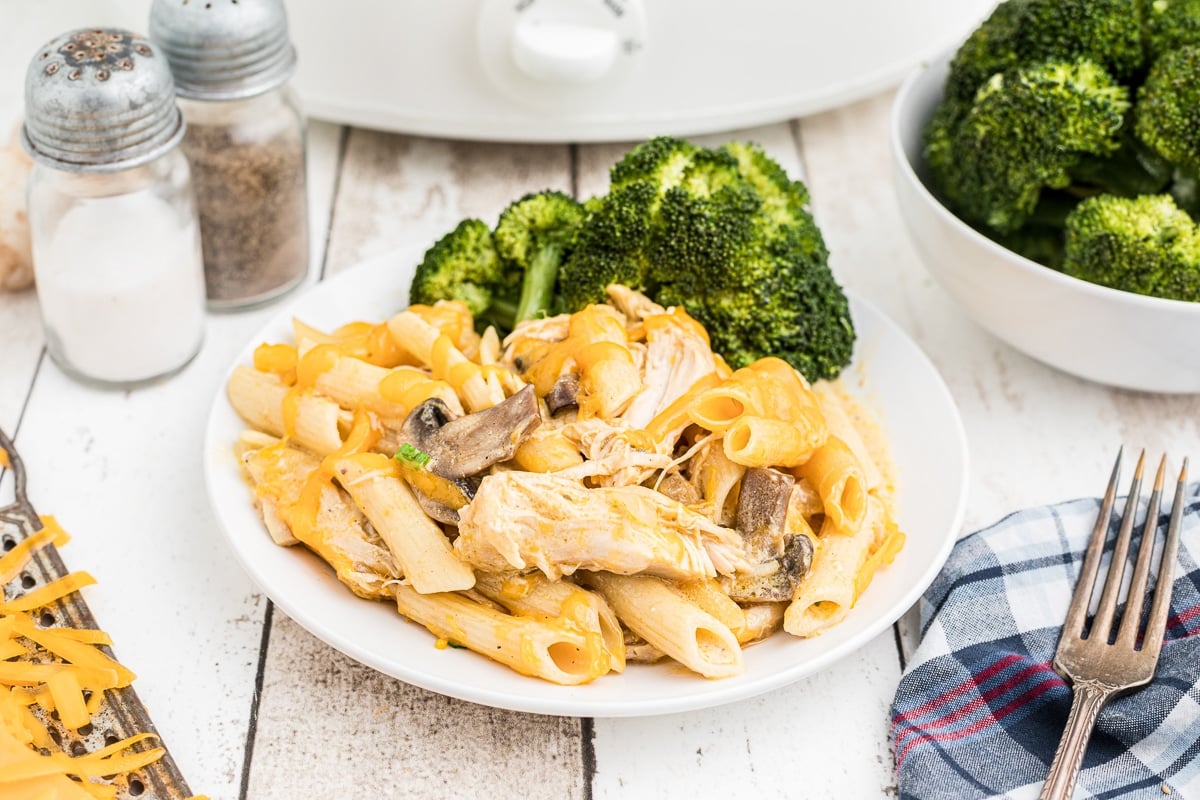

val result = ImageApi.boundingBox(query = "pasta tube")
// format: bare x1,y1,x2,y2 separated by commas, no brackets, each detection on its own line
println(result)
784,511,875,638
792,436,868,534
391,584,611,685
332,453,476,594
227,365,346,456
473,572,625,672
582,572,744,679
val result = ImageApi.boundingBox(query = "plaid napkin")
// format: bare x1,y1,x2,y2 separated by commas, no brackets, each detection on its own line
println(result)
891,483,1200,800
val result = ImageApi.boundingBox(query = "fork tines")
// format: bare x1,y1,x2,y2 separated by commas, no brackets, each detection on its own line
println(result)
1063,449,1187,657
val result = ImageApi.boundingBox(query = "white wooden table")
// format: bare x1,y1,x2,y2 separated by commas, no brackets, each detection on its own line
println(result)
4,87,1199,800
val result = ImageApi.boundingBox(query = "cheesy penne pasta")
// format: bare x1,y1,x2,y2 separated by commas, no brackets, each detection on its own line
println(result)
582,572,744,679
792,435,868,534
473,571,625,673
228,365,347,457
230,283,907,686
331,453,476,594
391,583,611,685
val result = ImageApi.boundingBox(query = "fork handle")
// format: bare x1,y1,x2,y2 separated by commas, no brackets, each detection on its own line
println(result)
1039,679,1114,800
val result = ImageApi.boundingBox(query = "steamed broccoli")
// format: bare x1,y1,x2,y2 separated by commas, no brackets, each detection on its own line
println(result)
559,137,854,381
944,0,1144,105
1135,45,1200,213
927,59,1130,234
557,181,660,311
409,219,510,317
410,191,583,332
1062,193,1200,299
1143,0,1200,59
494,190,584,322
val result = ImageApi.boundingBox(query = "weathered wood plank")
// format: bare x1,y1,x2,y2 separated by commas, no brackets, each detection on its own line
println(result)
592,632,902,800
245,130,586,799
246,615,587,800
0,291,42,433
323,130,573,277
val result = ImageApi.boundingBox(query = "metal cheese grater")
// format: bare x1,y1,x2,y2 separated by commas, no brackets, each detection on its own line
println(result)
0,428,193,799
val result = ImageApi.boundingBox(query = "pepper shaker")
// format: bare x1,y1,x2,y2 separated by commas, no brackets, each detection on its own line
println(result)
22,28,206,387
149,0,310,310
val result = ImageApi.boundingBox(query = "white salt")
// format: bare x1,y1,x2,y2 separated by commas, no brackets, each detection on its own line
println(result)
34,189,206,384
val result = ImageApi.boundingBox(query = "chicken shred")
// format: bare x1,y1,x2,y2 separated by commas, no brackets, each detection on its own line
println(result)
455,471,748,581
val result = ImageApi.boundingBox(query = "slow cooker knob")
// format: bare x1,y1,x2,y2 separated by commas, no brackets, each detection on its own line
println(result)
511,18,620,84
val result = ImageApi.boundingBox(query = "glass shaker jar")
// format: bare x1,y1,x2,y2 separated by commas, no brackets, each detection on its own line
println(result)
149,0,309,310
21,28,206,387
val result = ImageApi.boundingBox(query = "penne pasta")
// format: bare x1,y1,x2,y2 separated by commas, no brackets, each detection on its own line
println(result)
391,583,611,685
792,436,868,534
784,511,876,638
473,572,625,672
723,415,822,468
239,437,399,599
227,365,347,456
331,453,476,594
230,284,908,686
813,381,885,492
582,572,744,679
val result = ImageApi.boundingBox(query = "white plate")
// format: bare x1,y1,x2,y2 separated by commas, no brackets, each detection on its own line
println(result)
203,248,969,717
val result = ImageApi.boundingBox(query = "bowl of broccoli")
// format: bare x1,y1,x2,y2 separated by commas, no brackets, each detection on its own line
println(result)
890,0,1200,393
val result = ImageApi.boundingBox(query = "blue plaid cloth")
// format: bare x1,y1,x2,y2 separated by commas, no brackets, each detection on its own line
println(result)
892,483,1200,799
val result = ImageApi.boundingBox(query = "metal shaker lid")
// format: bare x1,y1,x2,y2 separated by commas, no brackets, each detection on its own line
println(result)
21,29,186,173
148,0,297,102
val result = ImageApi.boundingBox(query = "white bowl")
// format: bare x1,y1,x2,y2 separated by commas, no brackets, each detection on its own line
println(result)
890,50,1200,394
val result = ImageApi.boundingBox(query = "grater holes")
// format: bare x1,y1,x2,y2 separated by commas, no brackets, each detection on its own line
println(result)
70,741,88,756
2,536,15,551
129,777,145,795
40,610,55,627
104,730,120,746
78,722,93,736
20,572,35,589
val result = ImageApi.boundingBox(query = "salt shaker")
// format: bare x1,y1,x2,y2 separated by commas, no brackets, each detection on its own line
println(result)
22,28,206,387
149,0,309,310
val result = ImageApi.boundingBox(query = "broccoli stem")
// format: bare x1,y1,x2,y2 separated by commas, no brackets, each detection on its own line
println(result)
480,297,517,332
514,243,562,323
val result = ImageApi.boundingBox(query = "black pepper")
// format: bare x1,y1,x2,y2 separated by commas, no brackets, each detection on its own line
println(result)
182,111,309,307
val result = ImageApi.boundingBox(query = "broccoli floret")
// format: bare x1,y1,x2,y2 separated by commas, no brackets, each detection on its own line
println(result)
927,59,1130,234
1135,45,1200,214
1063,193,1200,299
409,219,511,317
945,0,1144,104
557,181,660,310
1143,0,1200,59
493,190,585,323
559,137,855,381
558,137,704,311
609,135,699,191
944,0,1030,104
1135,45,1200,171
646,144,852,380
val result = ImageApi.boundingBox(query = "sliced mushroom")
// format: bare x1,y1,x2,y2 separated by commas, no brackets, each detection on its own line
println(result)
545,372,580,416
398,384,542,479
735,468,795,562
657,471,701,505
723,467,813,602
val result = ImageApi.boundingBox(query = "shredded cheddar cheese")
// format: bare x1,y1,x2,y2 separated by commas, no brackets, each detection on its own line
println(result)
0,516,207,799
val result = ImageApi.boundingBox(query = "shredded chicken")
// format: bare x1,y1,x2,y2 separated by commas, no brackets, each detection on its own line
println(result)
558,417,674,487
619,306,720,432
242,444,399,599
455,471,748,581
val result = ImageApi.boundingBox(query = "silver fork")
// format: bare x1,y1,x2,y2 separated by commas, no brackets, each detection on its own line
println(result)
1039,450,1187,800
